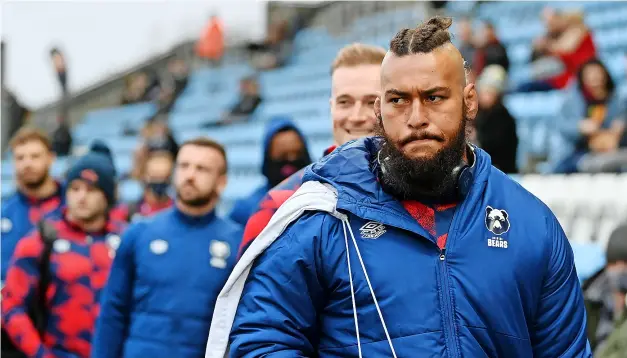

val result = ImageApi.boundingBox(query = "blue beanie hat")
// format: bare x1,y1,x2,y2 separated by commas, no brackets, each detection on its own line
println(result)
66,143,117,207
89,139,116,177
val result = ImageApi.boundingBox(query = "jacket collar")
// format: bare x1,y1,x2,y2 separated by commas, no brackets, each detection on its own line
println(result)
304,137,493,241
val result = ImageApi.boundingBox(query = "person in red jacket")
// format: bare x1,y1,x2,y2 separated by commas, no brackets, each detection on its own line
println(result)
2,145,125,358
238,43,385,256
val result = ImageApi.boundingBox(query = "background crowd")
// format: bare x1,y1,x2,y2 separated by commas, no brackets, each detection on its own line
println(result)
2,1,627,357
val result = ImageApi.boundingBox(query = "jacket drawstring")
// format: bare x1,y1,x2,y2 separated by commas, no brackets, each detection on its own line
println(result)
340,215,398,358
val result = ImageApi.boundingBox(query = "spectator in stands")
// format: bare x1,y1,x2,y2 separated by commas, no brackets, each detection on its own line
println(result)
110,151,174,223
120,71,161,105
121,72,148,105
247,20,292,71
473,20,509,76
145,117,179,156
0,128,64,282
229,117,311,227
210,17,590,357
214,75,262,126
2,145,124,358
583,223,627,355
555,59,626,173
50,47,68,97
1,88,30,142
519,7,597,93
51,115,73,156
156,57,190,114
93,138,242,358
457,18,476,69
474,65,518,173
50,47,70,121
196,14,225,66
235,43,385,256
129,117,179,180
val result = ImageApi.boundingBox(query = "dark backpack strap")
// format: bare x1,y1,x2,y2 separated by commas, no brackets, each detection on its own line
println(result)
32,220,57,337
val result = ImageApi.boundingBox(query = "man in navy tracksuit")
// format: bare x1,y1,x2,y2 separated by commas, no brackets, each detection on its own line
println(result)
1,128,64,282
206,17,591,357
93,137,242,358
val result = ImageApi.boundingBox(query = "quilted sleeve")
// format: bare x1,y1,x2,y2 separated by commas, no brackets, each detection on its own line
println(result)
531,214,592,357
229,213,328,357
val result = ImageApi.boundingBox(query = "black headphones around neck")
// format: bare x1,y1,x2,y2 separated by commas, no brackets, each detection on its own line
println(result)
377,143,477,200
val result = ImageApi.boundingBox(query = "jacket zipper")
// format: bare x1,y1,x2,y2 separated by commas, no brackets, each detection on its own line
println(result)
439,247,459,357
438,197,466,358
85,235,97,321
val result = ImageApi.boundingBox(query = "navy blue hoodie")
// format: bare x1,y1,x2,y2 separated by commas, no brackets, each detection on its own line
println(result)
229,117,310,226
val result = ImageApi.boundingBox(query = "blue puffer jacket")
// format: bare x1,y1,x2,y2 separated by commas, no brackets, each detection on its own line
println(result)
226,137,591,357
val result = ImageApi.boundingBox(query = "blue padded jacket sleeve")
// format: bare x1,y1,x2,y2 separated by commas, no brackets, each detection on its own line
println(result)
229,212,328,358
531,214,592,357
91,223,140,358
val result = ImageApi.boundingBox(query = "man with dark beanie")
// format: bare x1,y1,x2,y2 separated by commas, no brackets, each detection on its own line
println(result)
584,223,627,355
1,143,126,358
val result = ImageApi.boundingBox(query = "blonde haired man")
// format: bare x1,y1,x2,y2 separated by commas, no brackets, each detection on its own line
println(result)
236,43,386,255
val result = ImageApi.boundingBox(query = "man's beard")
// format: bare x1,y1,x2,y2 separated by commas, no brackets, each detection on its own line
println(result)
19,172,49,190
377,116,469,201
176,187,218,208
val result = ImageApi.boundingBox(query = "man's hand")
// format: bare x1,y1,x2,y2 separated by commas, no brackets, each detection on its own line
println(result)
589,130,620,153
579,118,601,136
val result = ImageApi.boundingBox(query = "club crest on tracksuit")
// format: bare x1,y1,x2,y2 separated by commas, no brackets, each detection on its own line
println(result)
210,240,231,269
150,239,169,255
209,240,231,268
1,218,12,233
107,234,121,258
485,206,510,235
53,239,71,254
485,206,510,249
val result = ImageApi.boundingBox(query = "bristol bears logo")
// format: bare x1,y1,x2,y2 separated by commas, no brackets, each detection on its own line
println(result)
485,206,510,236
359,221,386,239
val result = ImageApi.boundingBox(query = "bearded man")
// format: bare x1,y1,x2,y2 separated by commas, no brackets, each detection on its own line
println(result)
206,17,591,358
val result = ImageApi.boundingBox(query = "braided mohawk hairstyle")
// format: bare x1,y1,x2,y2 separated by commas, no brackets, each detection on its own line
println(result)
390,16,454,56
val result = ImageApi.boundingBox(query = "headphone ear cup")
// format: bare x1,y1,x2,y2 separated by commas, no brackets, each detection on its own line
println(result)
456,165,473,199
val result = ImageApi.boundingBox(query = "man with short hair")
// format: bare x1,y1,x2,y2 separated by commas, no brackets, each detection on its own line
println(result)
207,17,590,357
93,137,243,358
237,42,386,255
2,143,125,358
1,127,64,282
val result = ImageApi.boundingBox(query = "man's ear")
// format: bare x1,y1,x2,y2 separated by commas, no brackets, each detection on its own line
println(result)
216,173,227,196
374,97,382,120
463,83,479,121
